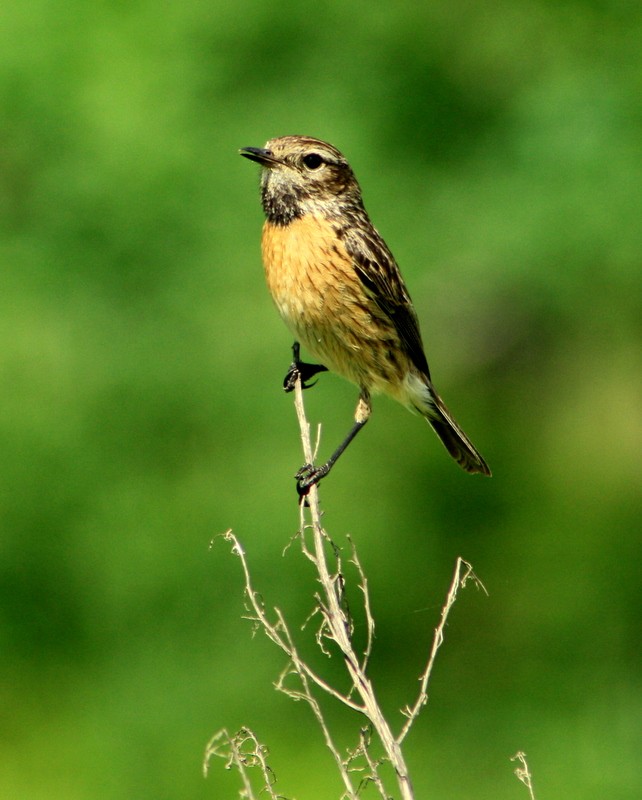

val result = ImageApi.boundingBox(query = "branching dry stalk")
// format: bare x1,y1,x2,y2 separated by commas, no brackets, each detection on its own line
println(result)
511,751,537,800
203,727,282,799
208,374,486,799
398,558,487,743
291,378,414,800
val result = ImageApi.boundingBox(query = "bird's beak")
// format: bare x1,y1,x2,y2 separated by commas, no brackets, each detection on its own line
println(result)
239,147,281,167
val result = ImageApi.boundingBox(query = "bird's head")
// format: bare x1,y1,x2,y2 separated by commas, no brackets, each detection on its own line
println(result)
240,135,363,224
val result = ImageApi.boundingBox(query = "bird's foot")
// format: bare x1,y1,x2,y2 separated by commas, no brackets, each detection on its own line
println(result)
283,361,328,393
295,463,330,499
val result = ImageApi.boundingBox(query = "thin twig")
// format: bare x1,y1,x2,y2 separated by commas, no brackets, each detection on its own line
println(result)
274,609,360,800
511,751,537,800
398,557,486,743
346,726,390,799
222,530,361,797
347,536,375,678
223,530,364,715
203,727,281,799
293,380,415,800
213,374,485,799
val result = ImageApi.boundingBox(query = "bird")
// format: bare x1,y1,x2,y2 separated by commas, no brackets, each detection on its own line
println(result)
240,135,490,495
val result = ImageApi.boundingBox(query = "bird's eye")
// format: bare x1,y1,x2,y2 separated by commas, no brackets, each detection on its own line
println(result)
302,153,324,170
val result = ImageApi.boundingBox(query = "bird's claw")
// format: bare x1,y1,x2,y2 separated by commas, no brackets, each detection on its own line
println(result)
283,362,327,393
295,463,329,498
283,365,319,393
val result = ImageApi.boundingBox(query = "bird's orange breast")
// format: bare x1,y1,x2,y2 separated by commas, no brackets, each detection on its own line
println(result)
261,214,355,324
260,214,404,390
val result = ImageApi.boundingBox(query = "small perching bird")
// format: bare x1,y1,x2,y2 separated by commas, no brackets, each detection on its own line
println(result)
240,135,490,495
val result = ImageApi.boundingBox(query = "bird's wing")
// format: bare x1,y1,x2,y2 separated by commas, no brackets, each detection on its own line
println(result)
343,226,431,379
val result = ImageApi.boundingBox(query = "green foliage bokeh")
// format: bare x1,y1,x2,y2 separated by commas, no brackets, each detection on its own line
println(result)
1,2,640,798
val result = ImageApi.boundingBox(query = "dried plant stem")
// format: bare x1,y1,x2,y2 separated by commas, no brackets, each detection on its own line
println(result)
212,374,486,799
511,751,537,800
203,727,278,799
293,379,415,800
398,557,487,743
222,530,360,798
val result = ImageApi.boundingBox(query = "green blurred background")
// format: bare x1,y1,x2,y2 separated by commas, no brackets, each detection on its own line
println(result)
1,1,640,798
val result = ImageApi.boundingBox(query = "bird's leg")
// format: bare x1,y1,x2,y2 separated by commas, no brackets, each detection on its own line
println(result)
296,391,371,498
283,341,328,393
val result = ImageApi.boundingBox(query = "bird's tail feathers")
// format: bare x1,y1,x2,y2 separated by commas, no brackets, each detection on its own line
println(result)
422,387,491,476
